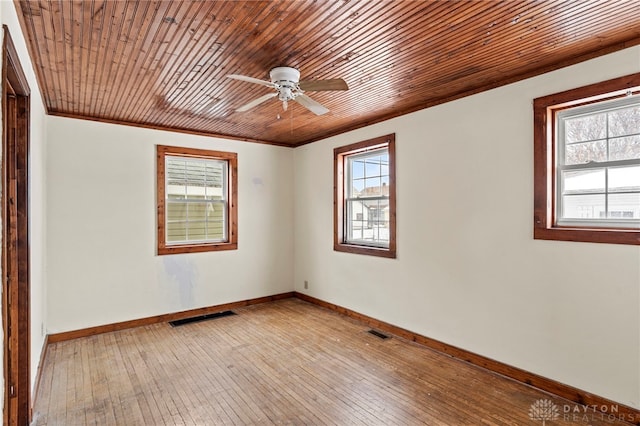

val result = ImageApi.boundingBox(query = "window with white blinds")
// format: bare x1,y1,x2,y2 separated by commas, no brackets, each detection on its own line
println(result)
157,146,237,254
165,156,227,243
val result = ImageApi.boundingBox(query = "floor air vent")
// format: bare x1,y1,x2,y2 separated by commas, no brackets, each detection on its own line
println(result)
169,310,236,327
368,329,390,339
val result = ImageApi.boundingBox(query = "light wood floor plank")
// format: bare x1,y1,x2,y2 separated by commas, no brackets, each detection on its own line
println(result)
33,299,634,425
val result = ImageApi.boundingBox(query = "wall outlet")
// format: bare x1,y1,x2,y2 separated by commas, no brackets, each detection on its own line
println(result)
304,280,309,289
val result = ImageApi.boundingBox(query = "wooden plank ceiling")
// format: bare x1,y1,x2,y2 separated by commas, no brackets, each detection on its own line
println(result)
14,0,640,147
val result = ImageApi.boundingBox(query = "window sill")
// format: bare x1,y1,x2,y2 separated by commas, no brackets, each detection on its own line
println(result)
534,225,640,245
158,242,238,255
334,242,396,258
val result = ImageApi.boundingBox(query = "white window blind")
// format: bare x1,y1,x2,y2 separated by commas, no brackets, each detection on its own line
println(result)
165,156,228,244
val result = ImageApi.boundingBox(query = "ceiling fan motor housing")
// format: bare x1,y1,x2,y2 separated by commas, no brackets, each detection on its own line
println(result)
270,67,300,101
227,66,340,115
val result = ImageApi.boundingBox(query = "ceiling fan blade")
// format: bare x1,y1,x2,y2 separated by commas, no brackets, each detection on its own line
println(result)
299,78,348,91
227,74,276,88
294,93,329,115
236,92,277,112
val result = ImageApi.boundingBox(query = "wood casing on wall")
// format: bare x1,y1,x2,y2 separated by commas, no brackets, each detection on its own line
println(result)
2,25,31,426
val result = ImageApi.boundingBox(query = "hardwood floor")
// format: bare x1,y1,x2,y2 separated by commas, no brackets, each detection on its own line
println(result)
33,299,633,425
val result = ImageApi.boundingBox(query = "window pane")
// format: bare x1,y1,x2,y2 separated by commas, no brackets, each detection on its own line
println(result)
347,148,390,199
609,135,640,161
362,199,389,242
347,200,365,241
208,201,225,222
352,160,365,179
187,221,207,241
187,202,207,221
352,178,365,194
167,193,185,201
167,187,186,198
166,158,186,177
561,194,605,219
204,162,224,200
564,140,607,165
565,113,606,143
346,199,389,246
608,193,640,219
608,105,640,137
206,221,225,240
363,177,381,196
185,162,205,192
365,160,381,177
207,201,226,240
167,201,187,222
167,157,224,201
164,155,228,246
166,222,187,242
562,169,605,194
608,166,640,192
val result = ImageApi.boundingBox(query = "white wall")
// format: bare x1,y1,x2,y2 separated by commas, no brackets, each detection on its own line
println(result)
46,118,294,333
1,0,49,400
294,46,640,407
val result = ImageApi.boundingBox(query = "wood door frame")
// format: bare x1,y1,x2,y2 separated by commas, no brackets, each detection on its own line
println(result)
2,26,31,426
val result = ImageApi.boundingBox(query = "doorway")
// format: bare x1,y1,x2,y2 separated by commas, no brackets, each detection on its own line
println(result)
2,26,31,425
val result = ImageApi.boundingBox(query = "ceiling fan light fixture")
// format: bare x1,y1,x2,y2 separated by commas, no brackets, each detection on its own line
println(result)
278,86,295,102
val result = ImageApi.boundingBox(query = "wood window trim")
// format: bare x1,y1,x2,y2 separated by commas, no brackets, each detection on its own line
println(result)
157,145,238,255
533,72,640,245
334,134,396,258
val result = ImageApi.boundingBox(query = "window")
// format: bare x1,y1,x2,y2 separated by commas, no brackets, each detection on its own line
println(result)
533,72,640,244
157,145,237,254
334,134,396,258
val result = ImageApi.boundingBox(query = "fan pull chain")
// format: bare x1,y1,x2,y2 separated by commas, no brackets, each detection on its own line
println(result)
290,104,293,135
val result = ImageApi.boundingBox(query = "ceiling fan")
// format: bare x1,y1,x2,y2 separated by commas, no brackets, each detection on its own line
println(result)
226,66,348,116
